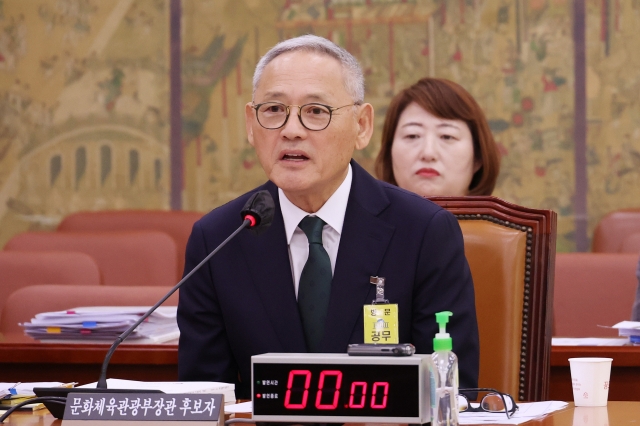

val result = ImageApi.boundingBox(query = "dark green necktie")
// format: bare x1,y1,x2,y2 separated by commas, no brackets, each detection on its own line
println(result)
297,215,332,353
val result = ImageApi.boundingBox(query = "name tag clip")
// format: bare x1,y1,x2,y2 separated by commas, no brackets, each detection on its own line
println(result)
370,276,389,304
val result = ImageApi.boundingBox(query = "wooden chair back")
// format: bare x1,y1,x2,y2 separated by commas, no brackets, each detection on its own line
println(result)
58,210,203,279
4,231,178,287
554,253,638,337
592,209,640,252
430,196,556,402
621,233,640,254
0,251,101,320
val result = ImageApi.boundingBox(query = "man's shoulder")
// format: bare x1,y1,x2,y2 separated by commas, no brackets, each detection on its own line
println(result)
350,160,443,219
368,178,446,223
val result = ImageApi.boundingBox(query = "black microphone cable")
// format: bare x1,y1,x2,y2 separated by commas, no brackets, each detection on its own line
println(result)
0,397,67,423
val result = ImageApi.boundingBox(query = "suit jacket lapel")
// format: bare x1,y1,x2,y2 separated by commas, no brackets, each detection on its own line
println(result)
238,182,307,352
321,161,395,352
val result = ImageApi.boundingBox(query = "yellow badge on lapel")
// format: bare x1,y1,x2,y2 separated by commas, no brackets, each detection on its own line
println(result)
363,304,399,344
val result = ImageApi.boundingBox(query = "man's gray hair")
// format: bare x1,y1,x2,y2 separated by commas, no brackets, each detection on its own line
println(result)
252,34,365,103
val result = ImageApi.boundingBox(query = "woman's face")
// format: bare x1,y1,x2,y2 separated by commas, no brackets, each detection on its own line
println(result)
391,102,480,197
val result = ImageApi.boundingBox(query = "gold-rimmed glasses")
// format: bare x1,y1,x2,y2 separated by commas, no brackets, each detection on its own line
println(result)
251,102,359,131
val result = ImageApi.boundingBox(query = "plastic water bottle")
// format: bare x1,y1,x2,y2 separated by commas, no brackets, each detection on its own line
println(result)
430,311,459,426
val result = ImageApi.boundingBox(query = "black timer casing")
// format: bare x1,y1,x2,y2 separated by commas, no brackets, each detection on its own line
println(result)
251,353,432,423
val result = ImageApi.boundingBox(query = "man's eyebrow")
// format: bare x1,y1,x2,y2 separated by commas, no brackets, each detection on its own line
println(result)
305,93,329,102
261,91,286,99
258,92,330,103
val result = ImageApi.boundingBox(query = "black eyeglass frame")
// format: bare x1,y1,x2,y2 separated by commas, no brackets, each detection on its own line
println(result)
458,387,519,419
251,102,360,131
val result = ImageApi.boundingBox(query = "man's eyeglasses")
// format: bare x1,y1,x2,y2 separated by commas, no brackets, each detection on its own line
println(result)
458,388,519,419
251,102,359,131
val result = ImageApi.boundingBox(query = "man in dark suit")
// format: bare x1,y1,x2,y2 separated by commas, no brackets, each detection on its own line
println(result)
177,35,479,399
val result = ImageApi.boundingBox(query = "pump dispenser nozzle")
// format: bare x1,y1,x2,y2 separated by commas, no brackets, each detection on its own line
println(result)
433,311,453,351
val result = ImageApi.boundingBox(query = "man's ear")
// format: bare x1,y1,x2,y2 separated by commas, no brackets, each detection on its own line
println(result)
245,103,255,146
354,103,374,150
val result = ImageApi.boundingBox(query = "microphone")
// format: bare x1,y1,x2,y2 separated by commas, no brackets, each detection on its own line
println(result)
240,189,274,235
22,190,275,421
95,189,275,388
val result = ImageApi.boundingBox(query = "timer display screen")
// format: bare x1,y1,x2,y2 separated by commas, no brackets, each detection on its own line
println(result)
253,363,420,417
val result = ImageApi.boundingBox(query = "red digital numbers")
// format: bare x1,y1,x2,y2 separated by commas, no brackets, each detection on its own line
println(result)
283,370,311,409
284,370,388,410
348,382,367,408
370,382,389,409
315,370,342,409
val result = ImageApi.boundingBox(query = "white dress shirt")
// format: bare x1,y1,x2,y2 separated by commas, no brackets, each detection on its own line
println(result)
279,164,352,298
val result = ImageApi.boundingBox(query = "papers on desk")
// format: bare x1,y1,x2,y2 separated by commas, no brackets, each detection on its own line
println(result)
552,337,629,346
0,382,64,412
20,306,179,344
612,321,640,344
459,401,568,425
224,401,252,414
78,379,236,404
223,400,568,423
0,382,64,397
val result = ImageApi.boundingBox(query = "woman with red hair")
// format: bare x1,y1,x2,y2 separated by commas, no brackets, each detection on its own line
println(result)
376,77,500,196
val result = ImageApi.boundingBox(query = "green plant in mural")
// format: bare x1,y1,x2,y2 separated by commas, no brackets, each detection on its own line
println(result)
530,35,547,62
182,34,246,146
98,67,124,111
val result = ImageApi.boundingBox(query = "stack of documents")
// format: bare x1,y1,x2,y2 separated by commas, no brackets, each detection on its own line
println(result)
459,401,568,425
20,306,179,344
1,382,64,412
612,321,640,344
79,379,236,404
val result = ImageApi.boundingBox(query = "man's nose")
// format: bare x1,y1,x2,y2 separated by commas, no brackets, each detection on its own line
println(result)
280,107,307,140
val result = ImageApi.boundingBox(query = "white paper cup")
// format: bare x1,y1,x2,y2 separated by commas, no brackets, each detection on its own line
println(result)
572,406,610,426
568,357,612,407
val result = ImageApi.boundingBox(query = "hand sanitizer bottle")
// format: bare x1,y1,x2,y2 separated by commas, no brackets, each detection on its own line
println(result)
431,311,459,426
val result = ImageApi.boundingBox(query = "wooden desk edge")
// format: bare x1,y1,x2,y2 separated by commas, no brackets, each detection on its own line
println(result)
0,341,178,365
551,345,640,366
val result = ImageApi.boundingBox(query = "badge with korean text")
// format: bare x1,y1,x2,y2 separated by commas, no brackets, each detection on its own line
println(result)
364,277,399,344
363,304,399,344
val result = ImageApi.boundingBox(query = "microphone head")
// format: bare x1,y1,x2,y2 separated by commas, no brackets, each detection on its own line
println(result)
240,190,275,235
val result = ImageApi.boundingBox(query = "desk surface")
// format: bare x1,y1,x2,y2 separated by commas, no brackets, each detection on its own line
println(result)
2,333,640,400
2,402,640,425
550,345,640,401
0,333,178,384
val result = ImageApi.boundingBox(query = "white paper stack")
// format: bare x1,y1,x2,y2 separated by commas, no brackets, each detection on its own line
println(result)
79,379,236,404
20,306,179,344
612,320,640,344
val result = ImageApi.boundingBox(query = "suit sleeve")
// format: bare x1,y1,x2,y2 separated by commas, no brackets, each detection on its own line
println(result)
177,221,238,385
411,209,480,389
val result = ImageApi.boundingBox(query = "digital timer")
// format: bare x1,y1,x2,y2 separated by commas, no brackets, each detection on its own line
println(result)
251,353,432,423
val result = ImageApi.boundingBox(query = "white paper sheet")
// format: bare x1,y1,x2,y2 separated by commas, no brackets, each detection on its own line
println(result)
552,337,629,346
0,382,64,396
216,400,569,423
459,401,568,425
224,401,253,414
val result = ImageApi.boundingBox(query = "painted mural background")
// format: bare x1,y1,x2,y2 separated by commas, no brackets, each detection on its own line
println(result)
0,0,169,246
0,0,639,252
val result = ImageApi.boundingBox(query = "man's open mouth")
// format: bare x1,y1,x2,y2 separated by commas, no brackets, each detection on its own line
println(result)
282,154,309,161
